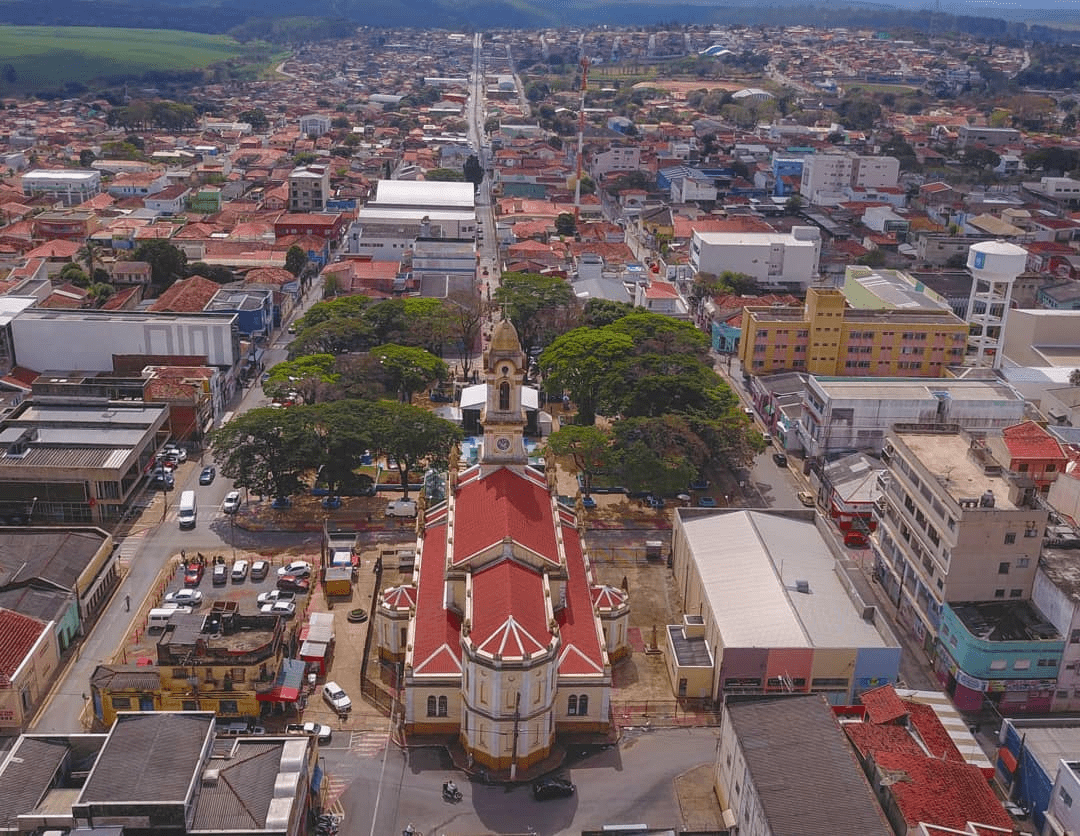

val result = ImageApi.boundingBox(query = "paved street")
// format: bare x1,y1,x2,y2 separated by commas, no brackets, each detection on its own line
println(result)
318,727,719,836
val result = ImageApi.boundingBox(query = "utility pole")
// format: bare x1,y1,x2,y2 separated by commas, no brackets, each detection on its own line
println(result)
510,691,521,781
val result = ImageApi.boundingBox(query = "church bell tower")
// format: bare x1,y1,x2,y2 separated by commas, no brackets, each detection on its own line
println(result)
479,314,527,470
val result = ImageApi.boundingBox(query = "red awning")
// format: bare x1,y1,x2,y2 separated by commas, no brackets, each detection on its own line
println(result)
998,745,1018,774
256,658,306,703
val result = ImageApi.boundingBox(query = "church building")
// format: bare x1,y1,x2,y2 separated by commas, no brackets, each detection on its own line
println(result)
375,316,630,776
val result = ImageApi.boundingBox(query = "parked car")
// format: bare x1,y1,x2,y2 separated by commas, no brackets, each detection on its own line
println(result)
151,469,174,490
260,600,296,618
250,560,269,581
322,682,352,713
257,589,296,606
222,491,241,514
277,575,311,594
698,496,717,508
212,563,228,585
797,491,815,507
688,478,710,491
532,777,575,800
645,495,664,509
844,530,869,548
163,444,187,463
581,495,596,509
285,722,332,743
277,560,313,578
199,466,216,485
184,562,204,586
772,452,788,468
231,559,249,581
164,589,203,607
385,499,417,518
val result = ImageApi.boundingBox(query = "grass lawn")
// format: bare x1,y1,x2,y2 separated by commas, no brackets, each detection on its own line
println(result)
0,26,278,91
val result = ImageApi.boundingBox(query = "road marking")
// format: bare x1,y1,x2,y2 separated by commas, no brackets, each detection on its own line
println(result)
323,776,348,813
349,731,387,757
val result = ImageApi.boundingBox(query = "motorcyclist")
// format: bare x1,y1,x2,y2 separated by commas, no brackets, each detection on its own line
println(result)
442,780,458,796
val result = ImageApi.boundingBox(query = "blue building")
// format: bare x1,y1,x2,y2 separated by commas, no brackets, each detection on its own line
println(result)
937,600,1063,714
205,288,274,340
996,718,1080,832
772,158,804,196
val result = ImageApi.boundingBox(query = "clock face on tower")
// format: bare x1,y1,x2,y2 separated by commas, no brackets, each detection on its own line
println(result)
495,436,512,452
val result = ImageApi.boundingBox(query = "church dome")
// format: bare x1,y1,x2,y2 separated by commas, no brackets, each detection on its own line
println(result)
489,316,522,355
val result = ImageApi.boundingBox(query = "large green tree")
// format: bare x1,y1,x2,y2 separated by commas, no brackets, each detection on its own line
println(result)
285,245,309,277
611,415,708,496
209,407,315,501
539,328,634,425
369,401,461,500
308,400,376,498
494,272,578,355
374,344,447,403
263,354,340,404
545,424,612,496
133,239,187,288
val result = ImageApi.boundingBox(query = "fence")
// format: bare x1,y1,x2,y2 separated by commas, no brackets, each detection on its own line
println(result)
611,699,722,728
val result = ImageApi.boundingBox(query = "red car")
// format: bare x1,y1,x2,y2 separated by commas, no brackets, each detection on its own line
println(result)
276,575,310,594
184,562,204,586
844,530,869,549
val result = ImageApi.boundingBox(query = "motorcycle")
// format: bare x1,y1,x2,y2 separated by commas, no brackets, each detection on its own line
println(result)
442,782,463,802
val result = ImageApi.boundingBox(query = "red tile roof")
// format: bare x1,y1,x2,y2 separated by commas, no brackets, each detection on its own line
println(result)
873,751,1013,831
1003,420,1065,462
0,608,47,679
861,684,909,724
451,467,560,568
906,700,963,762
471,561,551,658
411,529,462,677
556,524,605,675
149,275,222,312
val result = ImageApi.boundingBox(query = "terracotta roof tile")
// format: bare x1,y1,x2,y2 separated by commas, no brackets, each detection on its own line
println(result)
0,608,47,679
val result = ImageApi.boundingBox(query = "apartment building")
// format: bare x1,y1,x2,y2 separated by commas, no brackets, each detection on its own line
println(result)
957,125,1021,149
289,164,330,212
874,426,1055,713
738,287,968,378
20,169,101,206
799,153,899,205
690,227,821,291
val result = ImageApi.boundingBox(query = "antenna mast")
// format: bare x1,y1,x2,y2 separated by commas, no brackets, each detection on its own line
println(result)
574,56,589,220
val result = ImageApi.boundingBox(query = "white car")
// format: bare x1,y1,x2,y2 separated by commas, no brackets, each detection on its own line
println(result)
222,491,241,514
164,444,187,463
322,681,352,713
257,589,295,606
260,600,296,618
277,560,313,578
164,589,203,607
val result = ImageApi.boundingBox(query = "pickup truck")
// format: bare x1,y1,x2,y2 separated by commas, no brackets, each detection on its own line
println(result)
285,722,332,743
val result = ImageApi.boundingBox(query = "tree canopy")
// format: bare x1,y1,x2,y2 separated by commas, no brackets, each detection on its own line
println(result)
133,239,187,288
493,272,578,355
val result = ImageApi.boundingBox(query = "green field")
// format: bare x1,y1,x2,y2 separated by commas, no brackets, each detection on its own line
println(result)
0,26,280,92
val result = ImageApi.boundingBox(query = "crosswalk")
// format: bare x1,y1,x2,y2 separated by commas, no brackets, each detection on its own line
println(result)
322,776,348,815
115,529,148,568
349,731,387,757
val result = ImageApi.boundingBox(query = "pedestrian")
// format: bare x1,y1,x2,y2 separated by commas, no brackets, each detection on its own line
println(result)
125,594,130,612
181,549,186,561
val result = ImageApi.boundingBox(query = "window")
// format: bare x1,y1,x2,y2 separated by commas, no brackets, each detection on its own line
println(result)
994,589,1005,598
1017,557,1030,568
1010,589,1023,598
1004,533,1016,545
111,697,131,709
1048,463,1057,472
990,659,1007,670
438,695,448,717
998,561,1010,574
427,695,437,717
1017,463,1029,472
498,381,510,410
568,695,578,715
181,700,198,711
1071,629,1080,644
218,699,238,714
1013,659,1031,670
577,694,588,715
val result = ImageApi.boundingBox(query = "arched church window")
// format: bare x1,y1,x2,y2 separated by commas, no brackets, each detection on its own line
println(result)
499,381,510,411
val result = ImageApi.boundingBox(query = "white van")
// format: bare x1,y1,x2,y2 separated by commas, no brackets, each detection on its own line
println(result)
384,499,417,518
178,490,197,529
148,606,191,631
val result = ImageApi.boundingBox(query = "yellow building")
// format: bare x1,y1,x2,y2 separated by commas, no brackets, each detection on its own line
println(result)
90,605,292,729
738,287,968,377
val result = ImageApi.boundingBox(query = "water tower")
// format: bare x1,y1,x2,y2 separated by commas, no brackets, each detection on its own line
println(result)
965,241,1027,369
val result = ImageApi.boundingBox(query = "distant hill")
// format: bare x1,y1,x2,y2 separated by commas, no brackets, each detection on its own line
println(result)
0,0,1077,40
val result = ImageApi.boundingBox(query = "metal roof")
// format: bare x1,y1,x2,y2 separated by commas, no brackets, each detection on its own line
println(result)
679,510,897,650
725,695,892,836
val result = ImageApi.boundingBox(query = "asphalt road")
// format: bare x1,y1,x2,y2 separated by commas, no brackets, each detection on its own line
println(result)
320,726,719,836
32,280,325,733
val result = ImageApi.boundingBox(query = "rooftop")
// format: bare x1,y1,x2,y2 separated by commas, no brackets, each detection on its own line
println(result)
677,509,897,650
815,377,1022,403
949,600,1061,643
895,431,1019,510
724,695,891,836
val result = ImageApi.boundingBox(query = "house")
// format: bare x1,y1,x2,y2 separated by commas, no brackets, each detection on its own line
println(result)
143,184,191,216
375,318,628,774
110,260,152,288
289,164,330,212
690,227,821,291
148,274,223,313
20,169,101,206
669,508,900,705
715,695,892,836
0,608,59,734
986,420,1067,494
